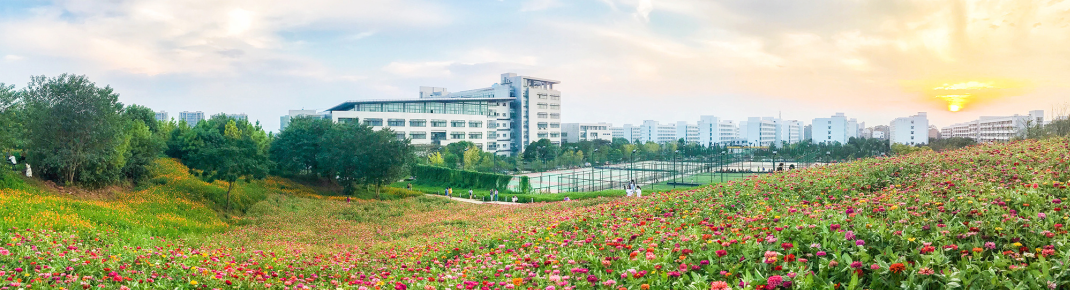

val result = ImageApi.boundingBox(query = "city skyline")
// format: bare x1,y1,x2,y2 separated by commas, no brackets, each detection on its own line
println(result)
2,0,1068,132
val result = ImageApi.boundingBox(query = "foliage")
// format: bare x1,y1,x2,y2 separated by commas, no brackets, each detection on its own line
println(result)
411,164,513,190
0,83,23,152
319,123,414,198
269,116,333,177
891,142,932,155
21,74,129,186
927,136,977,151
170,116,272,212
462,144,482,170
120,104,167,183
427,151,445,166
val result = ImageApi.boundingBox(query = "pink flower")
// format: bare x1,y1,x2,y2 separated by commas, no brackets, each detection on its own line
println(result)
767,275,783,287
710,281,730,290
646,252,657,261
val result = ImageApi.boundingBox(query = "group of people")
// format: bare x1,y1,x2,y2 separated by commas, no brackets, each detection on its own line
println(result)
443,187,501,201
775,163,797,172
625,179,643,197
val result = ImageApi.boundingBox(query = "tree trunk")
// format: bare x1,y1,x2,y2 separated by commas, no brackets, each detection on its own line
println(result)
226,180,234,211
376,183,381,200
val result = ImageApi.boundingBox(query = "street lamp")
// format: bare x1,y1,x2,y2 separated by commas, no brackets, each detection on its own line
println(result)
772,150,778,173
592,148,599,191
630,149,637,188
673,150,679,189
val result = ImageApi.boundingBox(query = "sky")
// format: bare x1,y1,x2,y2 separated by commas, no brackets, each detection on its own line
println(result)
1,0,1069,132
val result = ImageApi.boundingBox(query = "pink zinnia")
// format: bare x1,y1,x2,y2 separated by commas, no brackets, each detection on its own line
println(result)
767,275,783,287
710,281,730,290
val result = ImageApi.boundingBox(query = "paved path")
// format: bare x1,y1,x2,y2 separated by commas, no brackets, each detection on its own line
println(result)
427,194,522,205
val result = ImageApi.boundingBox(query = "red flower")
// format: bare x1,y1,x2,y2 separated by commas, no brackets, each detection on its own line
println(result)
781,243,793,250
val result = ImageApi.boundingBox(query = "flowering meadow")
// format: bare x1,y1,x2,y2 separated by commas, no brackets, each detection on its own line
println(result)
2,138,1070,289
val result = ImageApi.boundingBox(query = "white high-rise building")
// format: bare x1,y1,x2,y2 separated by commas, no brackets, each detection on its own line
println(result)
155,111,168,122
739,117,777,147
697,116,741,146
940,110,1044,142
812,113,859,144
772,119,802,147
889,112,930,145
562,123,613,143
324,73,560,155
611,124,642,143
675,121,699,143
179,111,205,127
639,120,678,143
226,113,248,121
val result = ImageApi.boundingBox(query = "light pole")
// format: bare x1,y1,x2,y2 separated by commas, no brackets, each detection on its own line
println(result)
673,150,679,189
592,148,599,191
630,149,637,188
772,150,778,173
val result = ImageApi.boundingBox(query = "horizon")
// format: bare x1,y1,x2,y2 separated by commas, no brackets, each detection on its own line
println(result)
2,0,1068,132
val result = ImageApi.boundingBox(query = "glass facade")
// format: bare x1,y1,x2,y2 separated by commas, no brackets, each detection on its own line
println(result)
349,101,489,116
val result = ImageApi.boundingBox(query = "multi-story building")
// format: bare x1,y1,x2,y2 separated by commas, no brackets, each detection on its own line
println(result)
279,109,326,131
675,121,699,144
561,123,613,143
812,113,859,144
639,120,678,143
611,124,642,143
872,125,890,140
928,126,941,140
941,110,1044,142
226,113,248,121
696,116,740,146
179,111,205,127
889,112,929,145
323,73,560,155
773,119,802,146
738,117,777,147
803,125,812,141
155,111,168,122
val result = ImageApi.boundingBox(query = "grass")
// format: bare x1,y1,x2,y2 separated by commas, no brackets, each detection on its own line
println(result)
0,158,336,238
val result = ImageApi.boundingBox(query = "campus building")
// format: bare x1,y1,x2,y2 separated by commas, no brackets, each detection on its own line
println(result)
812,113,859,144
179,111,205,127
155,111,168,122
889,112,929,145
696,116,740,146
561,123,613,143
611,124,641,142
322,73,560,156
675,121,699,143
940,110,1044,142
226,113,248,121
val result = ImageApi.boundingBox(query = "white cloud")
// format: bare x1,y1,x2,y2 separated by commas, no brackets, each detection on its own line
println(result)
634,0,652,22
3,55,23,62
521,0,561,12
383,61,454,78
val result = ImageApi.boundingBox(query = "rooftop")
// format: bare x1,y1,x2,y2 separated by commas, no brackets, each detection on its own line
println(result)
326,97,516,111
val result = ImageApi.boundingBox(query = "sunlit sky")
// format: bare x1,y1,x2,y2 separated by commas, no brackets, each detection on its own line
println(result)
2,0,1069,132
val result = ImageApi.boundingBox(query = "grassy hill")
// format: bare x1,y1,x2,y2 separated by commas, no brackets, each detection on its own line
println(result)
1,138,1069,289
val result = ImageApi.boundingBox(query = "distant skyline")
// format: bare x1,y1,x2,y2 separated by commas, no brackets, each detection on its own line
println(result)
2,0,1068,132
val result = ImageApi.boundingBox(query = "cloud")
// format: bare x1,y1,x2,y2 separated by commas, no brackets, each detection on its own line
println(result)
3,55,22,62
521,0,562,11
634,0,652,22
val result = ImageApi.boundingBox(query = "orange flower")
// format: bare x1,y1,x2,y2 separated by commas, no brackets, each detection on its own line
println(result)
972,247,983,253
641,284,650,290
889,263,906,273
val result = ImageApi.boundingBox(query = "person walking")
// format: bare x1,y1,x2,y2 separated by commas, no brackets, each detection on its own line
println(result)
635,186,642,198
626,185,633,197
468,189,473,199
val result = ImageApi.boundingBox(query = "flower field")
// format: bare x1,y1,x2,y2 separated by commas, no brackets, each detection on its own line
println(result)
2,138,1070,289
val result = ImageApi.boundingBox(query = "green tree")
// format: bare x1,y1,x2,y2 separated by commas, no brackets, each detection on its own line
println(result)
21,74,128,186
463,145,483,170
179,117,271,211
319,123,413,199
120,105,166,183
270,117,333,177
0,83,23,152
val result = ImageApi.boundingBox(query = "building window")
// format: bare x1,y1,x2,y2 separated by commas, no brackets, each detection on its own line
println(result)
487,122,497,129
537,112,548,119
451,132,465,139
550,132,559,138
426,102,445,114
384,103,403,112
538,133,548,138
338,118,357,124
550,95,560,100
488,131,496,138
409,119,426,127
364,118,383,126
538,94,547,99
405,103,425,113
395,132,406,140
550,113,560,119
469,133,482,139
451,120,466,127
550,123,560,128
469,121,482,128
410,132,427,139
549,103,560,110
488,142,497,150
537,103,548,109
431,120,447,127
537,122,548,130
388,119,405,127
445,103,463,114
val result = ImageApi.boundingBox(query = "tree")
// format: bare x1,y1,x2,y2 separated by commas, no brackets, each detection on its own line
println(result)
427,152,445,166
319,123,413,199
120,105,166,183
270,117,332,177
179,117,271,211
463,145,483,170
21,74,128,186
0,83,23,152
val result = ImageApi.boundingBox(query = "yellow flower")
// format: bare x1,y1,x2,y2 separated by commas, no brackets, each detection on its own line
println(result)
190,280,199,285
1013,242,1022,247
907,237,916,242
996,227,1003,231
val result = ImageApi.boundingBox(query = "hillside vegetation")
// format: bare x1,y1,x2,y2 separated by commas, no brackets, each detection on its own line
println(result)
0,138,1069,289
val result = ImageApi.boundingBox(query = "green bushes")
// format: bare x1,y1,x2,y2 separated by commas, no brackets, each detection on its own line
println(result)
412,165,513,190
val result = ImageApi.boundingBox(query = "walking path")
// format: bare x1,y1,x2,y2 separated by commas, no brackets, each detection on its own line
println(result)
428,194,522,205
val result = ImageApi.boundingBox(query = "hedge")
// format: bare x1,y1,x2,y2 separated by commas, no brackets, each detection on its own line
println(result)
412,165,513,190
